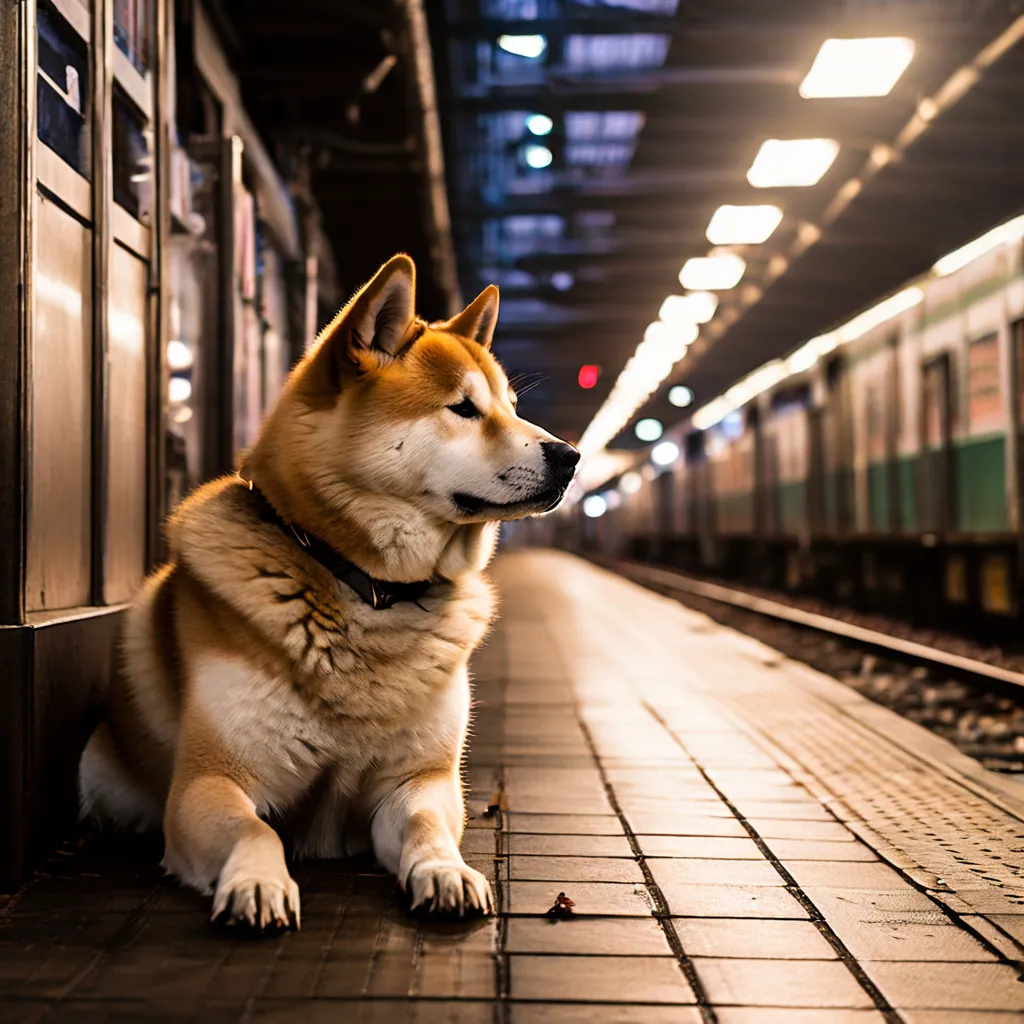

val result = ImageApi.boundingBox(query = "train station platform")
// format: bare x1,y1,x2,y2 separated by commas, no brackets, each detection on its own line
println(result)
4,550,1024,1022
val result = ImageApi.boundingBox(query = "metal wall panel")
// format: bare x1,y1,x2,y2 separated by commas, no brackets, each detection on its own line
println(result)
27,195,93,611
104,242,148,602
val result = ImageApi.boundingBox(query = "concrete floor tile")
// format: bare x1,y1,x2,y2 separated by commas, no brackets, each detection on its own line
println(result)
506,813,624,835
619,797,736,817
460,830,499,855
864,962,1024,1010
715,1011,885,1024
508,1004,702,1024
727,799,835,821
785,861,914,891
506,916,672,955
507,881,655,917
651,858,785,888
746,819,858,841
624,813,749,838
802,888,950,927
509,955,696,1004
674,918,837,959
510,856,644,884
662,884,809,919
768,839,877,861
899,1013,1024,1023
509,834,634,857
637,836,762,859
830,920,996,962
694,958,874,1008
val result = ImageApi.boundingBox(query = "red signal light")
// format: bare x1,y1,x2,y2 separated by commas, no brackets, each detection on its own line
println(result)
578,364,599,389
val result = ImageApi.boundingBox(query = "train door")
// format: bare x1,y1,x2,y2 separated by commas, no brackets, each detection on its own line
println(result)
919,354,955,534
807,407,825,535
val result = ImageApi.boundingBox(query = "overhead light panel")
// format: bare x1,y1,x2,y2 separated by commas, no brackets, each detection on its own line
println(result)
583,494,607,518
526,113,553,136
668,385,694,408
747,138,839,188
679,253,746,291
706,204,783,245
498,34,547,59
635,418,663,442
524,144,553,169
800,37,914,99
620,471,642,495
660,291,718,326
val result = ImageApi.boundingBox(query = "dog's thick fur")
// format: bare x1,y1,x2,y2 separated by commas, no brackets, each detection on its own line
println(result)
79,255,577,930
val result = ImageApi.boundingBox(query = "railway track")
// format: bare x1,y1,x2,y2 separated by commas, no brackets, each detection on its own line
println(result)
595,556,1024,774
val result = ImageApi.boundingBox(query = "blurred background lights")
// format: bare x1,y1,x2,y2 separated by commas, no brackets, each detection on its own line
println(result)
497,34,547,59
668,384,694,408
526,113,554,136
635,417,663,442
578,364,600,389
166,339,193,371
620,470,642,495
168,376,192,404
679,253,746,291
551,271,575,291
524,144,553,168
800,38,914,98
706,204,783,245
660,291,718,326
583,494,607,518
747,139,839,188
651,440,680,467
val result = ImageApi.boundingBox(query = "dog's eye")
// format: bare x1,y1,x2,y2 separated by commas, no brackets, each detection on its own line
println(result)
448,398,481,420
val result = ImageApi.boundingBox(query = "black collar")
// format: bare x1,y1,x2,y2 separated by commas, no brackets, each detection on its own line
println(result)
245,482,432,611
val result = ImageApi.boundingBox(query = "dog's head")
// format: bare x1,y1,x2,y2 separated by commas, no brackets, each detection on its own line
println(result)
257,254,578,526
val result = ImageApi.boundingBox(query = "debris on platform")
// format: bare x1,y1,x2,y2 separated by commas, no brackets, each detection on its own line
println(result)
546,891,575,917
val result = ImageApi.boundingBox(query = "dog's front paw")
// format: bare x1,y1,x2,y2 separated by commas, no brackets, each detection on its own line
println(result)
407,858,494,916
212,868,301,932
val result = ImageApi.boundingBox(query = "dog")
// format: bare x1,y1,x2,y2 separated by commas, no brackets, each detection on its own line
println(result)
79,254,579,931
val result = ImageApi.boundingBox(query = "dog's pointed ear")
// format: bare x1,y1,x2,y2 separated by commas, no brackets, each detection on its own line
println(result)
442,285,499,350
344,254,417,358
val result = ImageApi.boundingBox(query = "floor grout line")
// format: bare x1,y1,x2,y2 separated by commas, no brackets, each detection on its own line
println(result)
576,716,718,1024
642,699,907,1024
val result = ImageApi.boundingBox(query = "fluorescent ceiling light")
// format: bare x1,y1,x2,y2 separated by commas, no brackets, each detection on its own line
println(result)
583,494,607,518
645,318,699,349
800,37,914,99
660,291,718,326
933,213,1024,277
668,384,694,408
498,34,547,59
651,441,680,467
635,418,663,442
679,253,746,291
524,144,553,169
706,204,783,245
747,139,839,188
526,113,554,136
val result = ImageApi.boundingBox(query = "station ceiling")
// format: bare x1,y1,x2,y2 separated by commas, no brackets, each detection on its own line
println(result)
428,0,1024,447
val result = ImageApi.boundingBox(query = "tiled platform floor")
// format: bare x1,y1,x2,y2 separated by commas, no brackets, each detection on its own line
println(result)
4,550,1024,1022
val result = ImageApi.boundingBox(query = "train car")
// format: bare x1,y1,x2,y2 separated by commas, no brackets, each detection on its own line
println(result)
588,215,1024,637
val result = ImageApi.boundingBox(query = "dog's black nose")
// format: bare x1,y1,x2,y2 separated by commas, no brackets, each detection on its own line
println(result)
542,441,581,482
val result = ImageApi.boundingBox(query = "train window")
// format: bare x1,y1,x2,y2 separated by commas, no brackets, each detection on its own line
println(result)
967,333,1001,434
112,87,152,221
866,385,886,461
114,0,150,73
36,0,91,179
922,358,949,448
1014,319,1024,422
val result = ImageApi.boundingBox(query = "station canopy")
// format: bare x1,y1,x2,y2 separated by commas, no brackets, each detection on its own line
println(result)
431,0,1024,451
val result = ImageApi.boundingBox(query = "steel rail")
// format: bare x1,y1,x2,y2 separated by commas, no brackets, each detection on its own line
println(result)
605,557,1024,692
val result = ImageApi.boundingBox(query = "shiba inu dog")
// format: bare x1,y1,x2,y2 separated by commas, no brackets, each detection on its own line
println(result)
79,254,579,931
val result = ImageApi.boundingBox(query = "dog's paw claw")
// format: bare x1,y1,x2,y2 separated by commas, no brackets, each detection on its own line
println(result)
212,874,301,933
407,859,494,917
